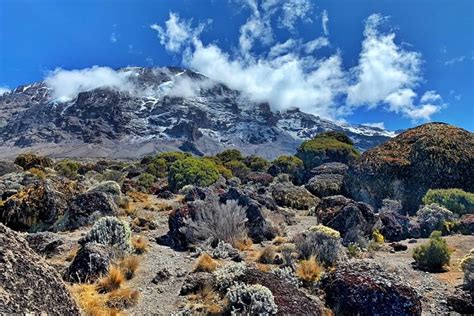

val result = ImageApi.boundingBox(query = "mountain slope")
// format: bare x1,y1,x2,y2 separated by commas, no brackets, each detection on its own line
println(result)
0,67,394,159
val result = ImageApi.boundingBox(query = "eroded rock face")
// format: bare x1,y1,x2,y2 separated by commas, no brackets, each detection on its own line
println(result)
310,162,348,176
0,223,80,315
345,123,474,214
0,160,22,176
322,261,422,316
271,182,320,210
306,173,344,197
26,231,65,258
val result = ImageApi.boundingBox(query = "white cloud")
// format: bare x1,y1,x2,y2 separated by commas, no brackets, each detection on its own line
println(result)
444,55,465,65
304,37,329,54
110,32,118,43
279,0,313,31
362,122,385,129
44,66,135,101
420,90,441,103
268,39,297,58
322,10,329,36
167,76,215,98
0,86,10,96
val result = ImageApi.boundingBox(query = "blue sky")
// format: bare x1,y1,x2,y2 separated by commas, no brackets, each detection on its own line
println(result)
0,0,473,131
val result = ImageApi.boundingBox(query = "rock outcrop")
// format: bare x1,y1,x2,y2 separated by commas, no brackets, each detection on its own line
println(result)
0,223,80,315
345,123,474,214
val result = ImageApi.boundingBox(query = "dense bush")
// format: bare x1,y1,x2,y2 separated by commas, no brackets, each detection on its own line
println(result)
224,160,250,179
14,153,53,170
293,230,346,266
168,157,220,191
216,149,243,163
296,132,360,169
268,155,303,176
422,188,474,216
146,157,167,178
412,231,450,271
243,155,269,172
56,160,80,179
137,173,156,191
417,204,455,237
308,224,340,238
81,216,132,253
226,282,278,315
102,169,125,183
182,200,248,246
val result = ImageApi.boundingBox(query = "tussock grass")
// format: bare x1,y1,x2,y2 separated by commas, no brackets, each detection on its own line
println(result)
193,252,218,273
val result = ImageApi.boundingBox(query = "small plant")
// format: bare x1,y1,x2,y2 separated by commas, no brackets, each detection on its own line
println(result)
119,256,140,280
97,266,124,293
82,216,132,253
296,256,324,285
193,252,218,273
294,231,346,266
412,231,451,271
132,235,149,254
107,288,140,309
346,243,362,258
372,229,385,244
28,167,47,179
216,149,243,163
234,237,254,251
102,169,125,184
309,224,341,239
137,172,156,191
278,243,297,267
56,160,80,179
224,160,250,179
214,263,247,291
182,200,248,247
226,282,278,315
268,155,303,177
272,266,301,288
272,236,288,246
243,155,269,172
257,245,276,264
417,204,456,237
423,188,474,216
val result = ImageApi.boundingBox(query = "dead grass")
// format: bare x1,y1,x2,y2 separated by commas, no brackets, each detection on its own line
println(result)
28,167,47,179
107,288,140,309
132,235,149,254
119,256,140,280
127,191,149,203
296,256,324,284
256,263,272,272
65,245,79,262
186,285,226,314
193,252,218,273
70,284,121,316
272,236,288,246
98,266,125,293
257,245,276,264
234,237,254,251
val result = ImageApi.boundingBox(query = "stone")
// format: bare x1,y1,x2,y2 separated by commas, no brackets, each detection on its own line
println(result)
306,173,344,197
0,160,22,176
270,182,320,210
26,231,64,257
310,162,348,176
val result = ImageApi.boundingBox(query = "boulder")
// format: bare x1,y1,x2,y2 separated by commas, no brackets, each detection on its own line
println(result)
0,223,80,315
65,242,118,283
322,261,422,316
14,153,53,170
88,180,122,197
271,182,320,210
447,289,474,314
312,195,376,244
244,172,274,186
0,171,38,199
345,123,474,214
0,160,22,176
65,191,119,230
458,214,474,235
310,162,348,176
26,231,64,257
306,173,344,197
378,211,419,241
416,204,455,237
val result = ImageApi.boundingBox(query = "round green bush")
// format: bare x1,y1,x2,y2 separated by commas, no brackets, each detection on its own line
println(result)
412,231,451,271
243,155,269,172
138,172,156,190
216,149,243,163
268,155,303,176
55,160,80,179
168,157,220,191
224,160,250,179
422,188,474,216
296,132,360,169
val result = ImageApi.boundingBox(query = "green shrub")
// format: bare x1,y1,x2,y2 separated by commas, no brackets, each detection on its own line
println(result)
81,216,132,253
243,155,269,172
216,149,243,163
422,188,474,216
226,282,278,315
203,157,233,179
146,157,167,178
412,231,451,271
168,157,220,191
102,169,125,183
296,132,360,169
155,151,191,164
224,160,250,179
137,173,156,190
56,160,80,178
268,155,303,176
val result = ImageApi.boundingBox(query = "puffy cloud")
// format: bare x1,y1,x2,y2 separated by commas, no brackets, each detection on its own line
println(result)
362,122,385,129
322,10,329,36
44,66,135,101
0,86,10,96
279,0,313,30
304,37,329,54
167,75,215,98
420,90,441,103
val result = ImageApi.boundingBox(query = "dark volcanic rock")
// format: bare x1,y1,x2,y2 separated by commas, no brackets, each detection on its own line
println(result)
310,162,348,176
306,173,344,197
14,153,53,170
322,261,422,316
0,160,22,176
271,182,319,210
378,211,419,241
0,223,80,315
447,289,474,314
458,214,474,235
26,231,64,257
66,191,119,230
345,123,474,214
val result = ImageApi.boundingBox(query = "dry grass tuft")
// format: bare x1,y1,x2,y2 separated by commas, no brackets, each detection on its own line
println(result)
98,266,125,293
70,284,119,316
272,236,288,246
256,263,272,272
132,235,149,254
257,245,276,264
193,252,218,273
186,285,225,314
66,245,79,262
296,256,324,284
107,288,140,309
119,256,140,280
28,167,47,179
234,237,254,251
127,191,149,203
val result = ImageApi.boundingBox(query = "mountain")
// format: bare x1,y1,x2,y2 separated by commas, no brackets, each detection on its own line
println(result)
0,67,395,159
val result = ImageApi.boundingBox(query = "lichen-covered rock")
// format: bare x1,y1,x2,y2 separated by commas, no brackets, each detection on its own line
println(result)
345,123,474,214
306,173,344,197
65,191,119,230
458,214,474,235
271,182,320,210
88,180,122,197
312,195,376,245
244,172,274,186
416,204,455,237
0,223,80,315
460,249,474,290
447,289,474,314
0,171,38,199
310,162,348,176
65,242,117,283
0,160,22,176
322,261,422,316
26,231,65,258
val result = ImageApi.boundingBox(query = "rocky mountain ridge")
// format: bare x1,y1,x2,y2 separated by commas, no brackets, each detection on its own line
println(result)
0,67,395,159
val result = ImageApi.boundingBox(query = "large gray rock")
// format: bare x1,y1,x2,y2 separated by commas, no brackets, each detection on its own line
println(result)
0,223,81,315
271,182,320,210
0,160,22,176
306,173,344,197
310,162,348,176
